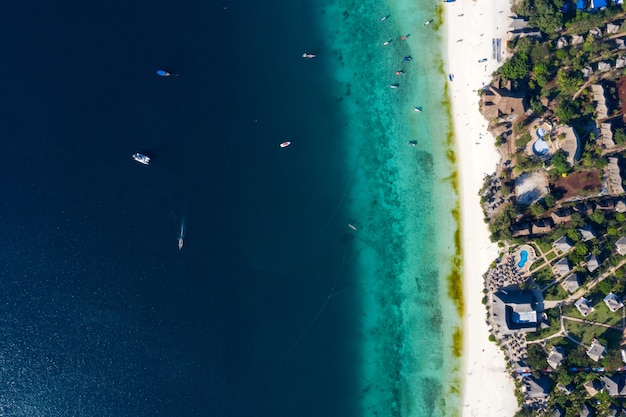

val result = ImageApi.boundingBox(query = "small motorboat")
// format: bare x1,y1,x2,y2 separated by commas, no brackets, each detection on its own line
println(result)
348,223,358,231
402,56,412,62
132,153,150,165
178,220,185,250
302,53,316,59
414,106,422,112
395,70,404,75
389,84,399,89
380,15,390,21
280,141,291,148
478,58,487,63
408,140,417,146
383,39,393,46
157,70,171,77
448,73,454,81
424,19,433,26
401,34,410,41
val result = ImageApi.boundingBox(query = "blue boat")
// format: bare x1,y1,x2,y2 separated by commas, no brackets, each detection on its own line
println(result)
443,0,456,2
156,70,171,77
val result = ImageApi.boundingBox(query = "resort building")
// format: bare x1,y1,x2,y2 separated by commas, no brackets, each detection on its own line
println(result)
522,375,550,399
580,404,594,417
604,293,624,312
587,254,600,273
511,222,531,237
616,199,626,213
553,236,573,253
599,122,616,150
562,273,580,293
584,379,602,396
551,208,573,225
574,202,595,216
575,297,595,317
491,290,539,335
550,406,565,417
616,236,626,255
592,84,609,119
557,125,581,166
578,225,596,241
605,157,625,195
602,375,626,396
547,346,565,369
480,78,528,120
587,339,606,362
608,22,621,33
531,219,553,236
599,61,612,72
555,258,571,276
596,199,615,211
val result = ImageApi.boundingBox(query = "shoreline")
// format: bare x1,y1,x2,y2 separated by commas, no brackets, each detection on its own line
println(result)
443,1,519,416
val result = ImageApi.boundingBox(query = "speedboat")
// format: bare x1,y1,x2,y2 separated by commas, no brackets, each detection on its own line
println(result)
383,39,393,46
402,56,412,62
280,141,291,148
302,53,316,59
395,70,404,75
132,153,150,165
157,70,171,77
390,84,399,89
414,106,422,112
178,221,185,250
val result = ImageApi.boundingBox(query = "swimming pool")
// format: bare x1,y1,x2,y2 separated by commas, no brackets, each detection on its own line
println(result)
518,250,529,268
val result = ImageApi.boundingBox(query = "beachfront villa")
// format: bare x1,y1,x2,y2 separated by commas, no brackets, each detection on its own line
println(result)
479,77,528,120
603,292,624,312
561,273,580,293
615,236,626,255
553,236,572,253
592,84,609,119
546,346,565,369
575,297,594,316
578,225,596,241
554,258,571,276
583,379,603,396
491,290,539,335
586,254,600,272
522,375,550,399
587,339,606,362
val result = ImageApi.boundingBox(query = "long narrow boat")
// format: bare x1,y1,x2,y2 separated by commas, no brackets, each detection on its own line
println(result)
157,70,171,77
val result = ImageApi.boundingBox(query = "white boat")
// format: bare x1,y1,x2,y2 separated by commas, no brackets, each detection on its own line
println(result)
132,153,150,165
178,220,185,250
280,141,291,148
389,84,399,89
414,106,422,112
383,39,393,46
424,19,433,26
302,53,316,59
380,15,390,21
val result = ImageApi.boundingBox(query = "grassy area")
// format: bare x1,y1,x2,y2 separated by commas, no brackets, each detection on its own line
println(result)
563,319,619,346
546,252,557,261
516,132,533,149
534,266,555,289
535,240,553,253
529,259,545,271
544,281,569,300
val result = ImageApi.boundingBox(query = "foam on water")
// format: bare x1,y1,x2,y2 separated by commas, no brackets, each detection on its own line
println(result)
316,0,463,415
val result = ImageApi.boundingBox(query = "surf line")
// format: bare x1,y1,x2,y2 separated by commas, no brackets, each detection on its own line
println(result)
266,235,354,375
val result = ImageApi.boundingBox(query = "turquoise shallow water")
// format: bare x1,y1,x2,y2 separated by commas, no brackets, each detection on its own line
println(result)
316,0,463,416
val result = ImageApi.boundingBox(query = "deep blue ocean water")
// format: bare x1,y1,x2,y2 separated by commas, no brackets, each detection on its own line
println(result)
0,1,360,415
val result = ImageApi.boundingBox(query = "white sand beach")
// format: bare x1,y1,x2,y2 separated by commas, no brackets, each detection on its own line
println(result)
444,1,519,416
